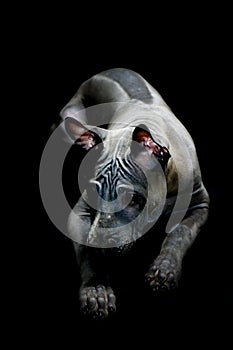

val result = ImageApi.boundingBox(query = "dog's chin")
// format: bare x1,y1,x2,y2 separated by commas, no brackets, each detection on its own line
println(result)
86,226,138,248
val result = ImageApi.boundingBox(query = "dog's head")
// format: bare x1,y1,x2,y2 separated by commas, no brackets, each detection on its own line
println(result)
65,117,170,247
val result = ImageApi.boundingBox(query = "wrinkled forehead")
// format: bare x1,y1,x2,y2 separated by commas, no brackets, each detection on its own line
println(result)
94,127,146,182
102,127,134,154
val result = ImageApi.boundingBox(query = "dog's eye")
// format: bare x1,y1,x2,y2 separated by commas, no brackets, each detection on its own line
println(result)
129,193,146,208
118,187,125,195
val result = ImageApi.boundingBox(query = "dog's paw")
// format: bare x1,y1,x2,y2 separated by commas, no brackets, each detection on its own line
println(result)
145,254,181,292
79,285,116,319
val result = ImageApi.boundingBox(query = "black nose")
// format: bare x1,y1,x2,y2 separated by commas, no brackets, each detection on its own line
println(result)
98,214,113,227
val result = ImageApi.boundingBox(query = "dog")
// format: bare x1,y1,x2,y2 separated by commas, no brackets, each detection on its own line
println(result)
47,68,209,318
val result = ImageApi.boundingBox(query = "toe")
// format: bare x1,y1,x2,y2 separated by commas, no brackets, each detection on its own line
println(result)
107,287,116,313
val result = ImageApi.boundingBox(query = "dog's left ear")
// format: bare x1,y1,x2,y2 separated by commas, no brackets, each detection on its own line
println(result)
132,126,171,169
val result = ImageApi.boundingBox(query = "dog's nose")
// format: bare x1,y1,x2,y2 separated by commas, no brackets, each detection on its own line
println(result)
98,214,113,227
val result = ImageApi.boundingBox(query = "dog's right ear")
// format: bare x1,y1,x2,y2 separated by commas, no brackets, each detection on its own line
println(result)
65,117,102,150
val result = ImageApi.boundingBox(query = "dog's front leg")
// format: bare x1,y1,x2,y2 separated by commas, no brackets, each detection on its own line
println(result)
73,243,116,319
145,207,209,291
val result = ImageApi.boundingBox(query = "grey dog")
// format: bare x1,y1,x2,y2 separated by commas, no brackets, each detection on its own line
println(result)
56,68,209,318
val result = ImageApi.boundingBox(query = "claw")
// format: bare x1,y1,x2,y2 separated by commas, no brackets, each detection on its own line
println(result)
145,274,154,283
160,284,168,291
152,285,160,292
98,310,107,319
108,304,116,313
170,281,177,289
92,311,99,319
80,304,88,315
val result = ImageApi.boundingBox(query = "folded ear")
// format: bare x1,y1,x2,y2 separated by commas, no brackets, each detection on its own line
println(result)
132,126,170,169
65,117,101,150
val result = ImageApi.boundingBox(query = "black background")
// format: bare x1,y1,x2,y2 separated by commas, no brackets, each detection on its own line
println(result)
20,6,232,347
